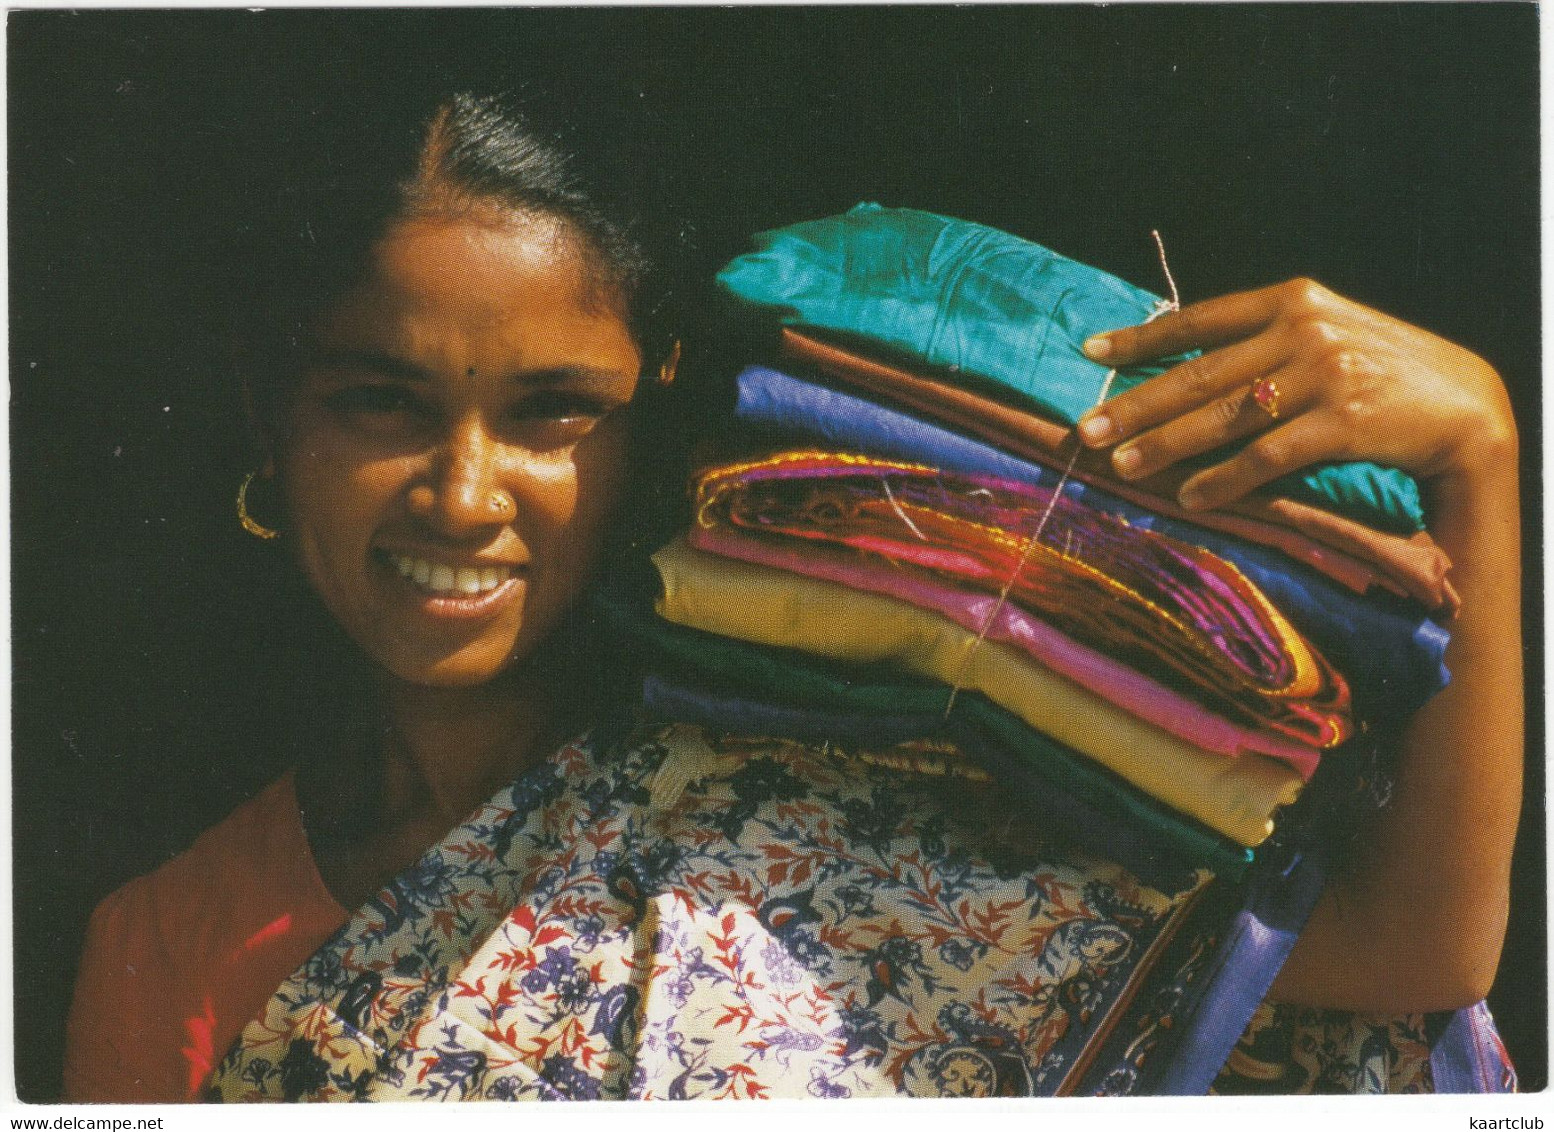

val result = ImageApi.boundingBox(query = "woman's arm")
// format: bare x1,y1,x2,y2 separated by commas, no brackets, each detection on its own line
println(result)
1077,278,1522,1013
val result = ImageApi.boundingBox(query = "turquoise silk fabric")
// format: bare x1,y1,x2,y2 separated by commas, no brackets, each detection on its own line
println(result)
716,203,1425,534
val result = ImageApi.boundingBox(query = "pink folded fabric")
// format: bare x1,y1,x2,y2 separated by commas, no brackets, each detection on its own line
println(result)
692,450,1353,752
689,522,1322,780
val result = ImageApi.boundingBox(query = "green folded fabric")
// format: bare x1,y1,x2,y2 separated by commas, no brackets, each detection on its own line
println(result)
591,565,1253,878
716,202,1424,534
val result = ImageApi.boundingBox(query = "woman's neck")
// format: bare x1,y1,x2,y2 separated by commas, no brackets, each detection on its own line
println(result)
299,664,563,911
376,668,556,828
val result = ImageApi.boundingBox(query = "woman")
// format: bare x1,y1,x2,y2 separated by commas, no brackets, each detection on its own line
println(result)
63,93,1521,1101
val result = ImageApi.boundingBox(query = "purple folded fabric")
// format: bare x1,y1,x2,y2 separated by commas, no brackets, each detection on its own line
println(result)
687,523,1322,779
641,671,947,745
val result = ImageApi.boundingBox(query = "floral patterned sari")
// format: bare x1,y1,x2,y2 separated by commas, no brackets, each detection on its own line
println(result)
205,722,1511,1100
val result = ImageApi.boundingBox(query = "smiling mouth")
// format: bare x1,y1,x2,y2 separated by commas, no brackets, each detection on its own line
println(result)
379,551,522,597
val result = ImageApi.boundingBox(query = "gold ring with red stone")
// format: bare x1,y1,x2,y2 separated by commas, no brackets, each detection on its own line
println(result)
1250,376,1282,421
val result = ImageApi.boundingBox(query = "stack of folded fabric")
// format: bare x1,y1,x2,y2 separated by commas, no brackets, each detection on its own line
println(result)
593,204,1461,1092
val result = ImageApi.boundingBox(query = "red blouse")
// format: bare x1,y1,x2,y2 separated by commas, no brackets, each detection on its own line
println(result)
63,773,347,1102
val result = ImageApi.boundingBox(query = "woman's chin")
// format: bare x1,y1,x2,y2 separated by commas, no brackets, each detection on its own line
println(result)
373,640,530,690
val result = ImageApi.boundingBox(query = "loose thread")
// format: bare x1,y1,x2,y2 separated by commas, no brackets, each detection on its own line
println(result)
880,476,929,542
940,230,1181,719
1152,228,1181,312
941,372,1113,716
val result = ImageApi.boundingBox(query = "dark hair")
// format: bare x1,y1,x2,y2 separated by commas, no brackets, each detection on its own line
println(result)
234,90,685,431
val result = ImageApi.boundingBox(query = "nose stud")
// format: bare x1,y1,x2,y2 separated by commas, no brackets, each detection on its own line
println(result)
406,476,514,527
488,490,515,519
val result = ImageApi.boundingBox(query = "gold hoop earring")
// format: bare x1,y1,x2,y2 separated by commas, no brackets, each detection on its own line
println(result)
237,471,280,540
656,340,682,387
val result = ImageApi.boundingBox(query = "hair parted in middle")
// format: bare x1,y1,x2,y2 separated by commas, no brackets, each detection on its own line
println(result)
234,89,687,430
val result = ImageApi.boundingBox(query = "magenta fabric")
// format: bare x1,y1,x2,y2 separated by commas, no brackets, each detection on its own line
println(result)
693,452,1352,750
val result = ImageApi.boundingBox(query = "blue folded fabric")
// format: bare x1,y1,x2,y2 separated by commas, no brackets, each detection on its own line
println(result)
1428,1002,1519,1093
1150,851,1327,1094
717,203,1425,535
734,364,1449,724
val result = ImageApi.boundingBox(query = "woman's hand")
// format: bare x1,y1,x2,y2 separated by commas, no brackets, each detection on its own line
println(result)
1079,278,1523,1014
1073,277,1517,505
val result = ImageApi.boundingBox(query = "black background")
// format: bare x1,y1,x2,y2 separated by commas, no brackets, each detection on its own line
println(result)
10,6,1542,1100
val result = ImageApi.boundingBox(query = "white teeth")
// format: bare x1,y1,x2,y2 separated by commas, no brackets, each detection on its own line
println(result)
386,553,514,596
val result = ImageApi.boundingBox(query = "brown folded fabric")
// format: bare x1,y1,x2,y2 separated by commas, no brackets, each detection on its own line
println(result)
780,328,1457,613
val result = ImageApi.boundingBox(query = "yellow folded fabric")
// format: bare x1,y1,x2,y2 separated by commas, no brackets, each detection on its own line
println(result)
652,539,1305,847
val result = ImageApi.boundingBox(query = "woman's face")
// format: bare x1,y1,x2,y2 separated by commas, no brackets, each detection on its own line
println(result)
278,211,642,687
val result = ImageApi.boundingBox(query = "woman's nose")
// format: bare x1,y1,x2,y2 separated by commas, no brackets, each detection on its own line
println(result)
407,419,516,535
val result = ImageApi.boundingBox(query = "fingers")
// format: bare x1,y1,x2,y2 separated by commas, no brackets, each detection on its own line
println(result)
1077,331,1287,447
1106,369,1309,482
1176,411,1349,512
1082,277,1336,369
1070,276,1391,511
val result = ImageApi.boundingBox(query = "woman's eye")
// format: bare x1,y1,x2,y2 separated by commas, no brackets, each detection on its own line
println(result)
323,385,433,427
504,391,622,450
512,391,611,423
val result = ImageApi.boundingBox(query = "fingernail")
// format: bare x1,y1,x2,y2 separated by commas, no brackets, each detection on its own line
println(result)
1178,485,1206,510
1113,445,1142,476
1083,335,1113,360
1078,414,1114,444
